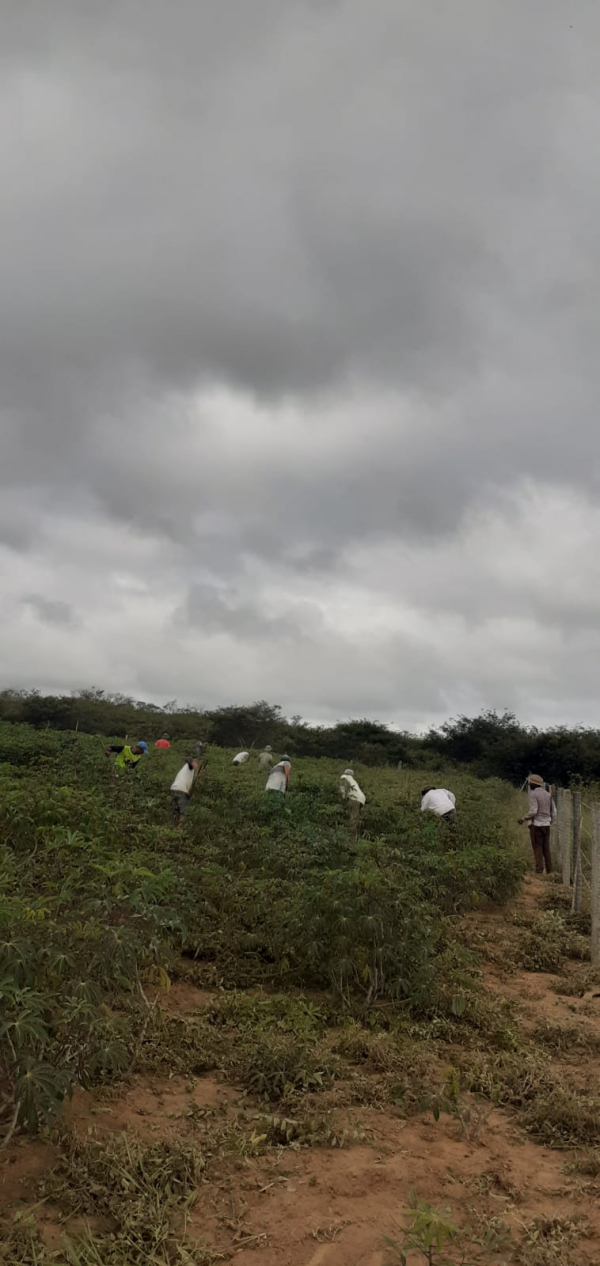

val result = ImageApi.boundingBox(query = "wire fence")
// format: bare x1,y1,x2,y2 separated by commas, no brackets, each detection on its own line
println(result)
555,786,600,966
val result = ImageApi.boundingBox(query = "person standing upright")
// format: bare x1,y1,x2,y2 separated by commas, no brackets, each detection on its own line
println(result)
519,774,556,874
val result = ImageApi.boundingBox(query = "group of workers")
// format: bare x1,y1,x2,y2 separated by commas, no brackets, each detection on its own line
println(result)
232,749,366,810
104,743,558,873
180,745,369,828
106,738,462,836
232,747,292,794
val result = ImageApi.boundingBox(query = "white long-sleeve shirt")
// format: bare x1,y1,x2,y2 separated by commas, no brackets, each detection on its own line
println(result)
421,789,456,817
266,760,290,793
525,787,556,827
340,774,366,806
171,762,196,795
232,751,250,765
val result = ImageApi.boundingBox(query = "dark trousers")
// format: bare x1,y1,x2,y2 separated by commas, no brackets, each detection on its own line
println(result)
171,791,190,823
529,824,552,874
348,799,362,828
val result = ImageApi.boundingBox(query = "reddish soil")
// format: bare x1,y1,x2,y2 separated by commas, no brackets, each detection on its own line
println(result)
3,876,600,1264
192,1108,595,1266
147,980,217,1013
1,1139,55,1208
66,1072,240,1142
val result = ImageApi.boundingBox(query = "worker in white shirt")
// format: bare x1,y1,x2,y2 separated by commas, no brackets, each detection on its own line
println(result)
258,745,274,769
340,768,366,827
266,756,291,795
232,751,250,766
421,786,456,825
170,758,200,828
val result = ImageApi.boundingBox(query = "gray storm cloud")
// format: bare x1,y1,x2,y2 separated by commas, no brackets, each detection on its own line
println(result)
1,0,599,727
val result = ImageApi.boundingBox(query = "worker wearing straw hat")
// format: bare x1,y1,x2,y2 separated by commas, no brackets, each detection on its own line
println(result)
258,744,274,769
519,774,556,874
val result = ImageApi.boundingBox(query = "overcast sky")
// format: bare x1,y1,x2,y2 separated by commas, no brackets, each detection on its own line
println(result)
1,1,599,731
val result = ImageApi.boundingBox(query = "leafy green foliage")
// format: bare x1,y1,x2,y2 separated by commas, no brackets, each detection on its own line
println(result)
4,691,600,783
384,1195,460,1265
0,721,525,1142
516,911,590,973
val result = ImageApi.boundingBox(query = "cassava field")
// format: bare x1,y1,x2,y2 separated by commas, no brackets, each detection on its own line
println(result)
2,724,600,1265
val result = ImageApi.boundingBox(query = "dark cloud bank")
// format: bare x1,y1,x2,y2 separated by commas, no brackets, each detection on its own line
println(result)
1,1,600,729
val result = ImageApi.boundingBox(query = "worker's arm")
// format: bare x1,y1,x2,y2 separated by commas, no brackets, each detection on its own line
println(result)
519,791,538,824
105,744,124,755
523,795,538,822
189,759,204,789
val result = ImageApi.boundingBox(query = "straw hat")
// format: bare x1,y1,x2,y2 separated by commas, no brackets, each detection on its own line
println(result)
528,774,544,787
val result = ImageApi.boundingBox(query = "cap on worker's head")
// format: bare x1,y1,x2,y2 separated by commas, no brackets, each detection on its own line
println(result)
138,741,148,753
528,773,544,786
280,754,290,762
265,745,272,752
343,768,354,776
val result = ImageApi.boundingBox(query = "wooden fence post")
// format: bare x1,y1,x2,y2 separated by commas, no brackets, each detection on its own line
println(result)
591,804,600,967
572,790,583,914
549,783,559,872
558,788,572,888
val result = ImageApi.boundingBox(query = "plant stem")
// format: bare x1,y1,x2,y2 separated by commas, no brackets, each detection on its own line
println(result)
1,1102,20,1149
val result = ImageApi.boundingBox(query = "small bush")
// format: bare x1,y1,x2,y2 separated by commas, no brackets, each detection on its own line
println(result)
463,1048,600,1148
516,911,568,972
237,1031,339,1101
0,1131,211,1265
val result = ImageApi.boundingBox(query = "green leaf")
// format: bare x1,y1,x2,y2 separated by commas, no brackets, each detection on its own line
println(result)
14,1061,72,1133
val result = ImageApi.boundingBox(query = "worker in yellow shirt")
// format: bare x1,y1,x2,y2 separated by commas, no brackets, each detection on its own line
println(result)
105,741,148,771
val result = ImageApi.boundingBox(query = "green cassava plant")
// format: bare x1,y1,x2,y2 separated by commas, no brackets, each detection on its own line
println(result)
383,1195,461,1265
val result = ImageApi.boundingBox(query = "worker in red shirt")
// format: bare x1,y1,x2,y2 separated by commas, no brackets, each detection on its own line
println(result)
155,734,171,750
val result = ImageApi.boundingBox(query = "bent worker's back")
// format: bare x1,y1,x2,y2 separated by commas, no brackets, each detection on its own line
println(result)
266,757,291,794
